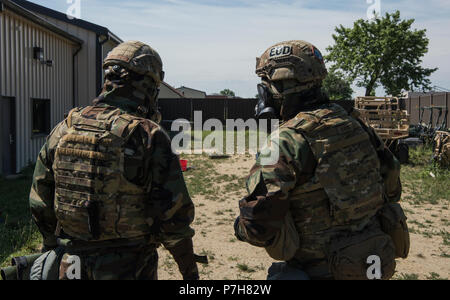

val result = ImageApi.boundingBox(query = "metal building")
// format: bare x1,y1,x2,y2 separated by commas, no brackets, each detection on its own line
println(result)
0,0,122,175
176,86,207,99
12,0,123,107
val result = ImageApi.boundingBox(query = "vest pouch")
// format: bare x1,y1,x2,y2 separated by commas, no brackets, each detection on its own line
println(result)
56,200,100,241
327,227,396,280
265,212,300,261
379,203,410,259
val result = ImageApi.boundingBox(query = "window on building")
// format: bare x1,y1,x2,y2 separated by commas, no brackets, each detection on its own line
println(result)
32,99,51,136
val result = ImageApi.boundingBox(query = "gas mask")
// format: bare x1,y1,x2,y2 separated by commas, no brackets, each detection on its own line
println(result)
255,83,281,120
102,65,160,119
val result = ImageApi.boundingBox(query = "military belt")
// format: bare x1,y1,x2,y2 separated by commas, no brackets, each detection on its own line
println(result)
56,237,154,254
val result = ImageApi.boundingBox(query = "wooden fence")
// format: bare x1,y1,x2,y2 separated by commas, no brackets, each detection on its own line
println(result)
159,98,258,124
159,94,450,129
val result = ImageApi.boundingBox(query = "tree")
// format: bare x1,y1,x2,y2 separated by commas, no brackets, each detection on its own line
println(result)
326,11,437,96
220,89,236,97
322,70,354,100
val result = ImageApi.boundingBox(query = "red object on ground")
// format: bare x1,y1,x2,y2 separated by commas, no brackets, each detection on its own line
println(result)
180,159,188,172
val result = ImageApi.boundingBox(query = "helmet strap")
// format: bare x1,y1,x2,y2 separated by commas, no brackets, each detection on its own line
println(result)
280,82,316,96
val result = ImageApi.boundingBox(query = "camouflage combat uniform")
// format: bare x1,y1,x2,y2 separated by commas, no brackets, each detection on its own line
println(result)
434,131,450,168
29,41,198,280
236,41,406,280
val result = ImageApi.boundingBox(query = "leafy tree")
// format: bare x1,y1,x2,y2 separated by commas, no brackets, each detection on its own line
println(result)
220,89,236,97
322,70,354,100
326,11,437,96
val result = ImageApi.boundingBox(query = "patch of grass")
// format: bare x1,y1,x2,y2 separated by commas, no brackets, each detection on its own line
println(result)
409,227,418,234
441,231,450,246
237,263,256,273
409,220,427,229
425,273,448,280
395,273,420,280
402,146,450,205
0,165,43,269
422,231,434,239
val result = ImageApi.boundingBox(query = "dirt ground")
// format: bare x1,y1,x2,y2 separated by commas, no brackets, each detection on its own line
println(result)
157,154,450,280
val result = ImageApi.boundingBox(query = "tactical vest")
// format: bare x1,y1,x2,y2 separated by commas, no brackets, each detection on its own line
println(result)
286,104,385,261
53,106,152,242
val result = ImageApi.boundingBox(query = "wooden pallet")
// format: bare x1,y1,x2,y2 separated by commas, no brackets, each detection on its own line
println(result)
355,96,410,142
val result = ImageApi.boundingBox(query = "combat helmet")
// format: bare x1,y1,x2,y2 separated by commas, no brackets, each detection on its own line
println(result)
103,41,165,86
256,40,327,96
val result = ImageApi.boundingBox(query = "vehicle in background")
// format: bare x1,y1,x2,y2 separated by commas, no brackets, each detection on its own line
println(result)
355,96,411,164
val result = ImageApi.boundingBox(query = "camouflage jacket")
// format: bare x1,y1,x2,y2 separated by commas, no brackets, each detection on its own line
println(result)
236,103,402,254
29,100,195,253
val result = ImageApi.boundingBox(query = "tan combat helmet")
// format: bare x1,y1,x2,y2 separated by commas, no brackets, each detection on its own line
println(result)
103,41,165,86
256,40,328,96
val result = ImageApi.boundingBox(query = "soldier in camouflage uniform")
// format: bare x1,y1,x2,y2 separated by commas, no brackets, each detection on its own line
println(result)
434,131,450,168
234,41,409,280
29,41,199,280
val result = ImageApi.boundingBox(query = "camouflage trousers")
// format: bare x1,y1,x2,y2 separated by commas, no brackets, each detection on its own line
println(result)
60,246,159,280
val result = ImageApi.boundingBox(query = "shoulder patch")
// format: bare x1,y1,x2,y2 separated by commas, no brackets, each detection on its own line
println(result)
312,46,324,63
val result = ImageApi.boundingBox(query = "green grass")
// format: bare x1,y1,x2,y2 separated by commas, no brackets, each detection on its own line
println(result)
401,146,450,205
394,273,420,280
425,273,448,280
0,165,42,269
236,263,256,273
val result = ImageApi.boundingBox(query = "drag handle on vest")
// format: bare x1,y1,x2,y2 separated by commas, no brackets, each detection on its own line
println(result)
85,201,100,240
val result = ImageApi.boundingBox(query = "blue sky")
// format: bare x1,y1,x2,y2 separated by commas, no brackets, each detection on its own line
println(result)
31,0,450,97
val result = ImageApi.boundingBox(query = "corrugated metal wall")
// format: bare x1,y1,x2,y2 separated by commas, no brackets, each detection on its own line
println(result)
34,13,97,108
101,39,116,88
407,93,449,127
0,9,76,173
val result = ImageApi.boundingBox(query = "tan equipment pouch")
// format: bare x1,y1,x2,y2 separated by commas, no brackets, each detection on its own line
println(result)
327,226,396,280
379,203,410,259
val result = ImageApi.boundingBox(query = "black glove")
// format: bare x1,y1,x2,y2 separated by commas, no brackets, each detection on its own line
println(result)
234,217,245,242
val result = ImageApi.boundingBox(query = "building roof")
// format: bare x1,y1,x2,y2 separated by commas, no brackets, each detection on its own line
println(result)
161,82,186,98
1,0,83,45
176,86,207,95
10,0,122,44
